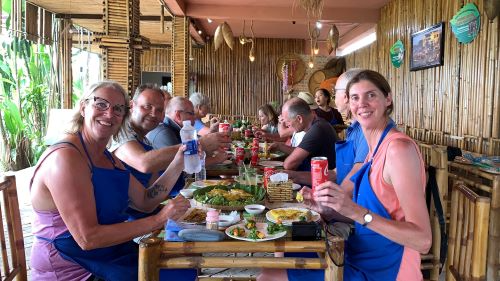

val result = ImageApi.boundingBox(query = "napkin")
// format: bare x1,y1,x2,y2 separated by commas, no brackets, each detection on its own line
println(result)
269,172,288,183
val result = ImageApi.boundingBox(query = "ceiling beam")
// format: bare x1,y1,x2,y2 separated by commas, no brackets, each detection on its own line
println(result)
185,5,380,23
161,0,186,16
55,14,173,21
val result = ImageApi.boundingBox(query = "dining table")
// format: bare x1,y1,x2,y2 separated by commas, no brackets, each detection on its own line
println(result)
139,222,344,281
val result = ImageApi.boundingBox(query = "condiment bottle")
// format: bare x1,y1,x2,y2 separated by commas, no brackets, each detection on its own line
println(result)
206,210,219,230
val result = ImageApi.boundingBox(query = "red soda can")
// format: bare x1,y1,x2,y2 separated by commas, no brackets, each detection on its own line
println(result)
311,157,328,193
263,167,276,188
244,129,252,138
235,147,245,165
250,146,259,166
219,122,230,133
252,138,259,147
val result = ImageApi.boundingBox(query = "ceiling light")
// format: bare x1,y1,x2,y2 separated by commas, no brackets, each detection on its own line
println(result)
316,21,322,29
308,60,314,68
313,41,319,55
198,30,202,34
207,18,213,23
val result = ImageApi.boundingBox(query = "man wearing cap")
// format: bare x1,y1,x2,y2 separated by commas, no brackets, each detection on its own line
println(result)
280,96,338,171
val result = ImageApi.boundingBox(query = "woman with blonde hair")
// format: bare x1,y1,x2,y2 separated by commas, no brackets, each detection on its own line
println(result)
29,81,192,281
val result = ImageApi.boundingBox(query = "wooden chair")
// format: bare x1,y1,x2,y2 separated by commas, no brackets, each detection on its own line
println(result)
448,162,499,281
447,182,490,281
0,175,27,281
416,142,449,281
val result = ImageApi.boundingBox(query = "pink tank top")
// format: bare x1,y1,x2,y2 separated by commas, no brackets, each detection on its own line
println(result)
369,131,426,281
30,145,92,281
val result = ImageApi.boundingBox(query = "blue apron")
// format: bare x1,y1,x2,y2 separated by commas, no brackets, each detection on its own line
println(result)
335,140,355,184
123,137,162,221
344,122,403,281
122,138,154,187
39,132,138,281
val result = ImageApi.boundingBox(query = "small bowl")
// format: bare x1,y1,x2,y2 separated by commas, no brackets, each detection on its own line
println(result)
244,204,265,215
179,189,196,198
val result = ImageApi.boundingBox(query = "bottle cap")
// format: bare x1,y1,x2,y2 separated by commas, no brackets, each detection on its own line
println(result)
206,210,219,222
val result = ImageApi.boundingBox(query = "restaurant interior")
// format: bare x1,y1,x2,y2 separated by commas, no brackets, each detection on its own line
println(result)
0,0,499,280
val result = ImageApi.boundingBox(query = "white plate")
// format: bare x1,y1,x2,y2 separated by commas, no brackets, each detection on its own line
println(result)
266,207,321,226
292,183,302,191
225,223,287,242
258,160,284,167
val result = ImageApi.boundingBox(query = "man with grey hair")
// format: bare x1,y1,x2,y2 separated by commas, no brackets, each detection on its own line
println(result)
189,92,219,135
280,97,338,171
147,97,227,194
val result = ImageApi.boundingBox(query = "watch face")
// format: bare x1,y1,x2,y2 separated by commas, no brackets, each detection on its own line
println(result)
364,213,373,223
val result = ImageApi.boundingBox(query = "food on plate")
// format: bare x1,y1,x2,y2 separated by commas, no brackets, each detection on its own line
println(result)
245,219,257,230
269,208,312,222
296,192,304,203
193,184,266,207
200,179,232,186
232,227,246,237
267,222,287,235
207,188,253,201
182,208,207,224
248,228,265,240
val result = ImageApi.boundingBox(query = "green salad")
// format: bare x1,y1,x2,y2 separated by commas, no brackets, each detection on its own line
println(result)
193,184,266,207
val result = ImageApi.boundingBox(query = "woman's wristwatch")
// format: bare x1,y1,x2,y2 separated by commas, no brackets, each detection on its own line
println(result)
362,209,373,226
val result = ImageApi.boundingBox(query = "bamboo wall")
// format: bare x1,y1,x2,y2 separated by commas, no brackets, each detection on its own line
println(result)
142,47,172,72
345,0,499,154
189,38,304,116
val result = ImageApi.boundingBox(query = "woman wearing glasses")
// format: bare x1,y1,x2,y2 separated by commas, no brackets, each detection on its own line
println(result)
189,92,219,136
29,81,191,281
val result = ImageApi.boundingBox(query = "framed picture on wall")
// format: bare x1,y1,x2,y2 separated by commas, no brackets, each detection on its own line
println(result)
410,22,445,71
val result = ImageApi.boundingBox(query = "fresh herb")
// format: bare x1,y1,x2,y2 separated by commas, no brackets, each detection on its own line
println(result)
267,222,288,235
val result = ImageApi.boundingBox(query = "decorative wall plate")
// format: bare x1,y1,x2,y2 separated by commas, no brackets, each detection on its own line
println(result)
276,53,306,86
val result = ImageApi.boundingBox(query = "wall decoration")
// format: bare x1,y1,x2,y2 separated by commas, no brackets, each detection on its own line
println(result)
410,22,445,71
276,53,306,93
390,40,405,68
484,0,500,21
450,3,480,44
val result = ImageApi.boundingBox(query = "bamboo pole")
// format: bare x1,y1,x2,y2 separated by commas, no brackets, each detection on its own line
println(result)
159,257,326,269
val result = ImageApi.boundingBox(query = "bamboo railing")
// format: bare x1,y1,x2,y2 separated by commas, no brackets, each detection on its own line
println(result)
448,162,500,281
141,47,172,73
447,183,490,281
0,175,27,281
345,0,499,153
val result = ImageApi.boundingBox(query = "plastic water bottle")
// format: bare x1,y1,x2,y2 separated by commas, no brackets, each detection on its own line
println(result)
195,151,207,181
180,120,201,174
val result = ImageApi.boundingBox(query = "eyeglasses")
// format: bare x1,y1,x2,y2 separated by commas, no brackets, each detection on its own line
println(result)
88,96,128,117
177,110,195,116
333,88,346,97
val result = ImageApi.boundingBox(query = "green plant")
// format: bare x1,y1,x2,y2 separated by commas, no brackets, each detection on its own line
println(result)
0,2,53,171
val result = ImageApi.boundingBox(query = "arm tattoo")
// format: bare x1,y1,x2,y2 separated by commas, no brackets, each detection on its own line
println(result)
146,183,169,199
